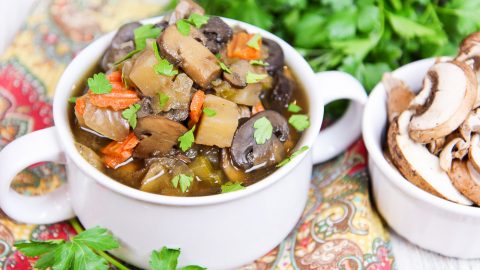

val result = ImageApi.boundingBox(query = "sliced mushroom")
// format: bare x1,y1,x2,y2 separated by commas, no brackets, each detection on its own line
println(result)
448,161,480,205
223,60,250,88
382,73,415,123
387,110,472,205
201,16,233,54
165,0,204,25
459,108,480,142
408,61,478,143
263,39,284,75
101,22,141,71
230,110,289,170
221,148,248,183
270,72,295,111
159,25,221,88
439,138,469,172
133,115,188,158
456,32,480,62
469,134,480,173
427,137,446,155
75,142,104,172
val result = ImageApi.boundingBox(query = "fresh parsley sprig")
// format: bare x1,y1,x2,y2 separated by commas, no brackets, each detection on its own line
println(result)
202,108,216,117
288,114,310,132
246,71,267,84
253,117,273,145
178,125,196,151
122,104,141,129
172,174,194,193
115,24,162,64
150,247,206,270
88,73,112,94
153,42,178,76
221,182,245,193
277,146,309,167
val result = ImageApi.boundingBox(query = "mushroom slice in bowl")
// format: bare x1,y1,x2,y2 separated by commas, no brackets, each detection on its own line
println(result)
387,110,473,205
469,134,480,172
408,61,478,143
382,73,415,123
448,161,480,205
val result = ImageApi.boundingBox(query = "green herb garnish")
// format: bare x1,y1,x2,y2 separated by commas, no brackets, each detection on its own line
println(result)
88,73,112,94
253,116,273,145
134,24,162,51
68,97,77,104
176,19,191,36
172,174,194,193
219,61,231,74
249,60,269,66
287,103,302,113
153,42,178,76
288,114,310,132
221,182,245,193
246,33,261,50
150,247,206,270
215,53,222,59
187,13,210,28
158,92,170,108
178,125,195,151
122,104,141,129
276,146,309,167
203,108,216,117
246,71,267,84
14,227,120,270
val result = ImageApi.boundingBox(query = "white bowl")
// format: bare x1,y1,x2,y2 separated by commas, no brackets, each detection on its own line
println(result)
363,58,480,258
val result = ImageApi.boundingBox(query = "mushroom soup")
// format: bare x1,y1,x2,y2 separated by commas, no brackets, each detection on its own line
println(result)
69,0,309,197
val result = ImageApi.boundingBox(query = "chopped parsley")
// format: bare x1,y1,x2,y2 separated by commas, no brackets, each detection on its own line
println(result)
215,53,222,59
277,146,309,167
246,33,262,50
253,117,273,145
88,73,112,94
288,114,310,132
150,247,205,270
115,24,162,64
187,13,210,28
178,125,195,151
122,104,141,129
246,71,267,84
158,92,170,108
152,42,178,76
176,19,191,36
287,103,302,113
249,60,269,66
68,97,77,104
221,182,245,193
172,174,194,193
219,61,231,74
202,108,216,117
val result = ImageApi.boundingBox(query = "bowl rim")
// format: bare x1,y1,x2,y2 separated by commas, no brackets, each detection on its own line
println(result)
52,16,324,206
362,57,480,216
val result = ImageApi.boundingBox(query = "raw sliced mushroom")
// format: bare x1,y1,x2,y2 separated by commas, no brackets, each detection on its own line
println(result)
438,138,468,172
159,25,221,88
456,32,480,62
459,108,480,142
230,110,289,170
408,61,478,143
382,73,415,123
101,22,141,71
201,16,233,54
469,134,480,173
387,110,472,205
426,137,446,155
448,161,480,205
133,115,188,158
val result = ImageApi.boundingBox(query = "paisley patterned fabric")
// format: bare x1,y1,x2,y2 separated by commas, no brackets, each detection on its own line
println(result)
0,0,396,269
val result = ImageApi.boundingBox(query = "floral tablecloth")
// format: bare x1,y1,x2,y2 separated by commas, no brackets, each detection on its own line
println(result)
0,0,396,269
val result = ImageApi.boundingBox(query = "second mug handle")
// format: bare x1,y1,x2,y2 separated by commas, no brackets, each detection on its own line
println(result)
313,71,368,164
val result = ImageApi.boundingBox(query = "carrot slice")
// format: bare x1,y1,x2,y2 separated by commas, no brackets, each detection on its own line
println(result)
189,90,205,126
89,88,140,111
107,71,122,83
75,96,87,116
227,32,262,60
101,132,139,168
252,101,265,115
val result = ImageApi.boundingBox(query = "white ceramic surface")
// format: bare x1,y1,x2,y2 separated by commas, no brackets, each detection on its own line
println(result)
363,58,480,259
0,17,367,269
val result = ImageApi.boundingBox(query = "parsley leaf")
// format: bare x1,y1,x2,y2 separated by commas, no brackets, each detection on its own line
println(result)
221,182,245,193
14,226,120,270
68,97,78,104
203,108,216,117
172,174,194,193
277,146,309,167
287,103,302,113
289,114,310,132
134,24,162,51
246,33,262,50
153,42,178,76
177,19,191,36
187,13,210,28
246,71,267,84
88,73,112,94
215,53,222,59
249,60,269,66
253,117,273,145
158,92,170,108
219,61,231,74
150,247,206,270
122,104,141,129
178,125,195,151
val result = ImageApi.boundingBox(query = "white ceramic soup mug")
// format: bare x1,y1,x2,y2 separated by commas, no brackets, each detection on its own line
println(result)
363,58,480,259
0,17,367,269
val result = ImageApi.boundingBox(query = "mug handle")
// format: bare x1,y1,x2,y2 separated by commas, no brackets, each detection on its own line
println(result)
0,127,75,224
313,71,368,164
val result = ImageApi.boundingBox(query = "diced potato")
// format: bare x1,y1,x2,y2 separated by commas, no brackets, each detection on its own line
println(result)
195,95,239,148
129,49,174,96
152,73,193,113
